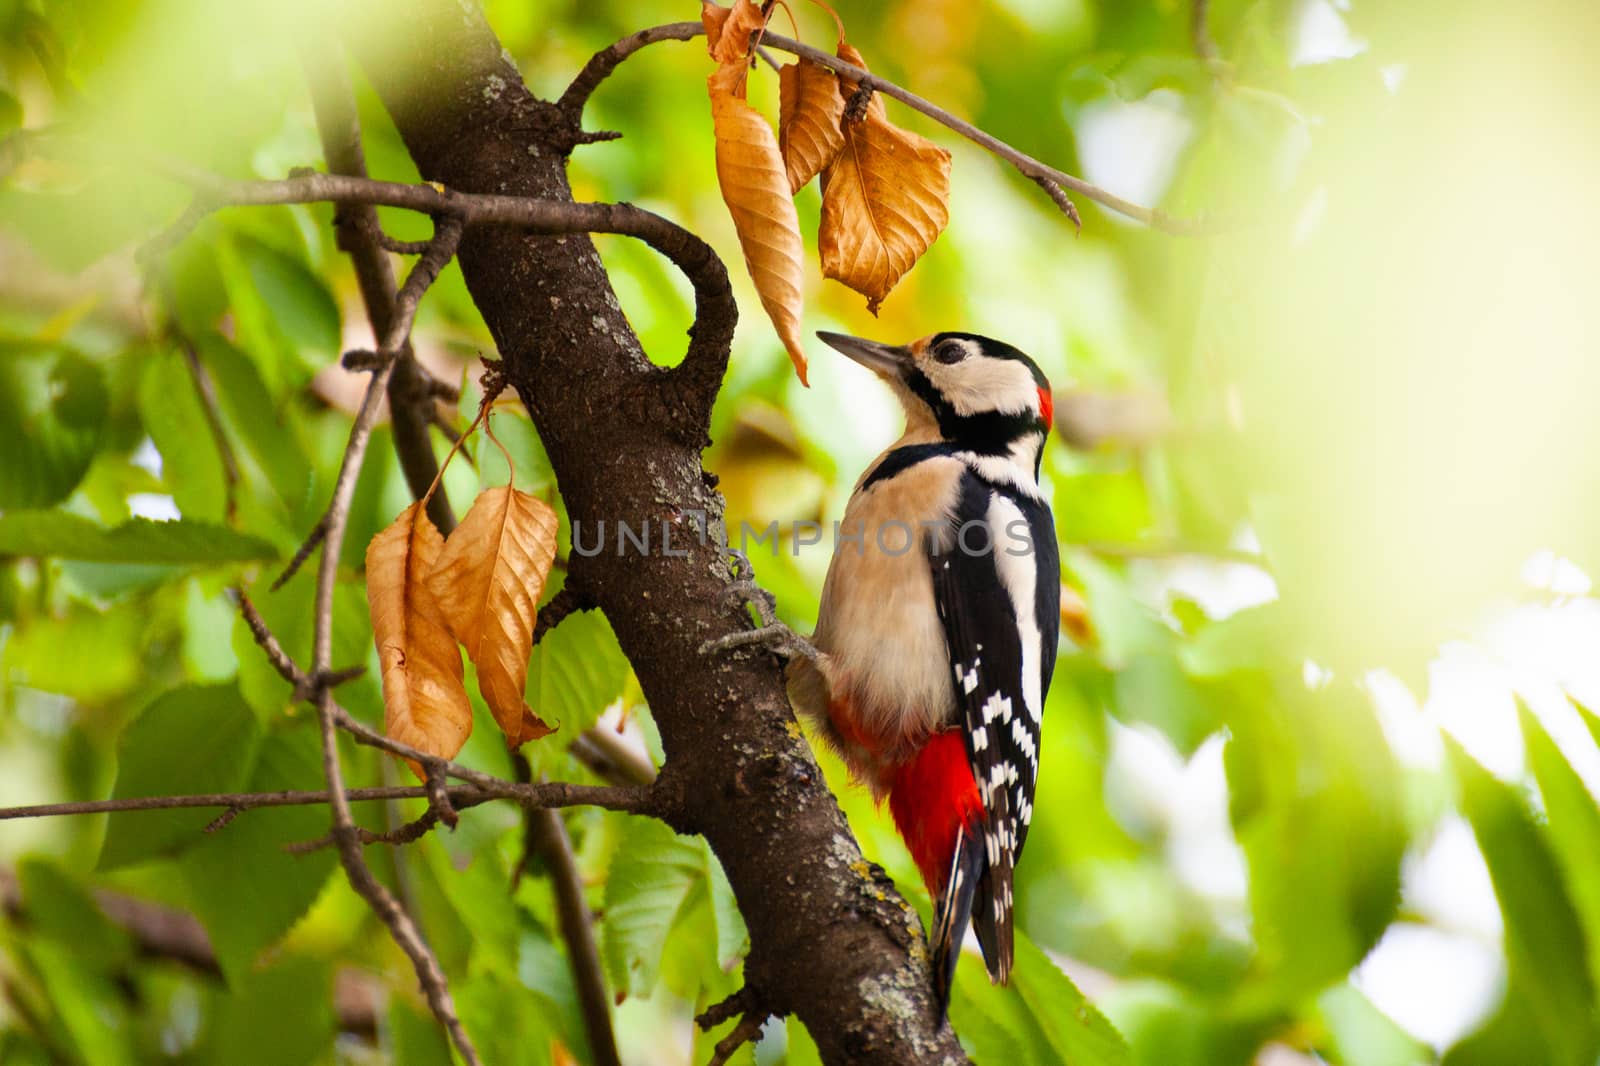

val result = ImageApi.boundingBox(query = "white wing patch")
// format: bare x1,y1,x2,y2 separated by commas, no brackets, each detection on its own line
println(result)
986,494,1043,727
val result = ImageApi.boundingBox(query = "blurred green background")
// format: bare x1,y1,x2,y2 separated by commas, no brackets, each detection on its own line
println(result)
2,0,1599,1063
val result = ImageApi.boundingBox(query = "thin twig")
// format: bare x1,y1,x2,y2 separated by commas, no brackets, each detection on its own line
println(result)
272,516,326,591
515,757,622,1066
1191,0,1223,68
1033,175,1082,233
707,1014,766,1066
571,728,658,787
373,231,434,255
533,584,592,645
177,335,242,520
0,780,655,822
557,22,1207,234
236,591,303,688
295,205,478,1064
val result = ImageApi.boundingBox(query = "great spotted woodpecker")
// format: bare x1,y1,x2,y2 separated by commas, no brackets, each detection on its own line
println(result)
787,330,1061,1011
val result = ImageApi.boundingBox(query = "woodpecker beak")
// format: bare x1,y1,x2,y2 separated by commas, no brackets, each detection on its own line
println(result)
817,331,911,380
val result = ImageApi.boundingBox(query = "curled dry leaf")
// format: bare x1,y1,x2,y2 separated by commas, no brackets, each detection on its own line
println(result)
819,44,952,314
702,0,767,64
778,58,847,194
708,60,810,383
366,502,474,769
426,485,560,747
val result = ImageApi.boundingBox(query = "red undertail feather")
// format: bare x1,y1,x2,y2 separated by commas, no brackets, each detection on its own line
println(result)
889,731,983,895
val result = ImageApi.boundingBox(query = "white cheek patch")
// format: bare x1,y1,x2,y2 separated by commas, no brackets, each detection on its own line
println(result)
926,356,1038,418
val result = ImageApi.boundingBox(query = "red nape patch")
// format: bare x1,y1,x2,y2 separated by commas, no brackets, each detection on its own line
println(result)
889,732,984,895
1037,385,1054,429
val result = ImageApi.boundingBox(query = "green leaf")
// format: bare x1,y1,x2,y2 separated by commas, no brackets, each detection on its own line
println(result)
1520,704,1600,999
196,332,310,509
1317,982,1431,1066
602,817,715,998
0,510,278,563
138,345,228,521
526,607,629,734
0,349,108,508
217,235,340,391
3,602,145,702
1229,685,1404,1004
25,939,134,1066
1179,602,1291,679
952,927,1131,1066
1444,738,1598,1066
198,955,334,1066
99,683,261,869
16,859,134,973
387,998,455,1066
708,846,749,971
0,89,21,138
181,729,338,980
181,579,240,682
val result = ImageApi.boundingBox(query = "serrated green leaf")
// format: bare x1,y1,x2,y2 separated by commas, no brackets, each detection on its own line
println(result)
100,683,261,869
138,345,227,521
602,818,711,998
953,928,1131,1066
526,608,629,734
0,510,278,563
0,350,107,508
181,729,337,980
1445,738,1598,1066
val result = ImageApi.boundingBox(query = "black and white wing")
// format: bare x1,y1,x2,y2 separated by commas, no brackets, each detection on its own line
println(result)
929,471,1059,984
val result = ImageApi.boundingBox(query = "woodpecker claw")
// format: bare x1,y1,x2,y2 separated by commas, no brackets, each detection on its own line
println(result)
699,622,819,662
701,557,819,662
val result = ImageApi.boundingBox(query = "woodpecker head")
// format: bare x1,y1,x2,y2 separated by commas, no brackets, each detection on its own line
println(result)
818,330,1054,458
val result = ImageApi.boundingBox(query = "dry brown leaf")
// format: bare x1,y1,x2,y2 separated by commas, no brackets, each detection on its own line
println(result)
1060,582,1096,647
778,58,846,194
819,44,952,314
366,502,474,768
709,59,810,383
702,0,767,64
426,485,560,747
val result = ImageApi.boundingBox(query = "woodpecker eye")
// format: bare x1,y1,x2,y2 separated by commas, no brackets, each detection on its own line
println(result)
932,340,967,365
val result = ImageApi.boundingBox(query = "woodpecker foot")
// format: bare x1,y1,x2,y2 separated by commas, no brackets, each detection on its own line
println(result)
699,622,819,662
700,558,819,662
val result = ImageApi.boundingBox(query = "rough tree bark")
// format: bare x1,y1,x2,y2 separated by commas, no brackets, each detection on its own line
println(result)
346,3,969,1063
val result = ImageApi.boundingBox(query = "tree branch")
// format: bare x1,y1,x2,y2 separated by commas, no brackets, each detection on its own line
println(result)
515,756,622,1066
143,170,736,439
306,45,457,534
0,779,653,822
558,21,1205,234
345,5,970,1059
